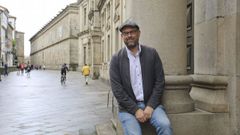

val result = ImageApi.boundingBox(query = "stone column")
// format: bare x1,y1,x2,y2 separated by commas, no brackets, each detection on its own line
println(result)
126,0,194,113
91,34,101,79
236,7,240,133
191,0,230,134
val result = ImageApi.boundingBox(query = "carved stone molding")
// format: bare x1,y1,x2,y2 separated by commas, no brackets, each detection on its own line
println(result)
190,75,229,112
163,75,194,114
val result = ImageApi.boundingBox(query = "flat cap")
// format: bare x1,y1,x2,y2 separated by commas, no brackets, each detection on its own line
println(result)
119,19,139,32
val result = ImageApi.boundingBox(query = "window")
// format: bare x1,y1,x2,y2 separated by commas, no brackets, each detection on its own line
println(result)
101,13,105,27
84,8,87,25
101,40,104,62
107,3,110,19
107,35,110,61
115,28,119,52
84,46,86,64
187,0,194,74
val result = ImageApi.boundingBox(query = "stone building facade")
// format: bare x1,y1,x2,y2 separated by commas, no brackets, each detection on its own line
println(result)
30,3,79,70
30,0,240,134
192,0,240,134
77,0,102,78
96,0,238,135
97,0,122,81
0,5,17,67
15,31,24,64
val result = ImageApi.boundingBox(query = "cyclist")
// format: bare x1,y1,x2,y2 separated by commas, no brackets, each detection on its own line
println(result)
25,64,31,77
61,63,69,83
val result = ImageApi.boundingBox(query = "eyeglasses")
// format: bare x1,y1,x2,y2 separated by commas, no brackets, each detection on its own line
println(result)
122,29,139,36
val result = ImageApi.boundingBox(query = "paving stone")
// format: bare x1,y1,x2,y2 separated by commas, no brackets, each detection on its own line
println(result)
0,70,112,135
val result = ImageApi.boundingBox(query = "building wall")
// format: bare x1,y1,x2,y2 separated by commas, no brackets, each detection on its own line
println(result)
236,1,240,133
0,6,17,67
98,0,123,81
125,0,187,75
6,23,14,66
15,31,24,64
78,0,102,77
28,1,240,134
97,0,234,135
98,0,187,79
0,7,8,66
192,0,240,134
30,4,79,70
31,40,70,69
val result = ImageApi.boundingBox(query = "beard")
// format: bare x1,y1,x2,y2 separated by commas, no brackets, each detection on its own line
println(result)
124,40,139,50
125,43,138,50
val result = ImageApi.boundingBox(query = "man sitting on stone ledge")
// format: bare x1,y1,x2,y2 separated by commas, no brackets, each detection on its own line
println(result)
109,19,173,135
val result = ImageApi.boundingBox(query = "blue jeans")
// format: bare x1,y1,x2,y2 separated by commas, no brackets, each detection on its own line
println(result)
118,102,173,135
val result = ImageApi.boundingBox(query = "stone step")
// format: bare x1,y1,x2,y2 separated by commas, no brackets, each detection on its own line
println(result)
96,121,117,135
110,109,229,135
78,129,97,135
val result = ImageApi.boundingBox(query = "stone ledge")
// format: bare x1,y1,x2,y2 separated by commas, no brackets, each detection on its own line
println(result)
169,109,229,135
108,109,229,135
164,75,195,113
191,75,228,89
190,75,229,112
190,87,228,112
96,121,116,135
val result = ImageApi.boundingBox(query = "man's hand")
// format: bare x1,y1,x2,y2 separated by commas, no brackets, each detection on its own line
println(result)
144,106,154,119
135,109,147,123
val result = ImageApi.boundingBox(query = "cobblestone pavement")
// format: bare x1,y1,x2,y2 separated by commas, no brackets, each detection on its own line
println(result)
0,70,112,135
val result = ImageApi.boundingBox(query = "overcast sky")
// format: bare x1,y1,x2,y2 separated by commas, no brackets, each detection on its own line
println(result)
1,0,77,56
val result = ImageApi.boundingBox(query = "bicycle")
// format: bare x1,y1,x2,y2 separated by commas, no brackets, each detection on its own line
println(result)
61,73,66,85
26,70,30,78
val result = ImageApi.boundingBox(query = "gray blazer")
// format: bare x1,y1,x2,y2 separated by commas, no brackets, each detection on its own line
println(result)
109,45,165,115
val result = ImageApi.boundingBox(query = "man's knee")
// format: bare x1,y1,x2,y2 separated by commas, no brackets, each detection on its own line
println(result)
151,106,172,130
118,112,142,135
158,119,171,129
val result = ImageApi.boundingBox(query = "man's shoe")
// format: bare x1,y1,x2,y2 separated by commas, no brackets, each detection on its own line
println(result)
86,82,88,85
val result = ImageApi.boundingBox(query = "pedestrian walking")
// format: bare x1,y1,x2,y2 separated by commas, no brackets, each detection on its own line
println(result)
16,64,20,75
4,63,8,76
20,63,25,75
82,64,90,85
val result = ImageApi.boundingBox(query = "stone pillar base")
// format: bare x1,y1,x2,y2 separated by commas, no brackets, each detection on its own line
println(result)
163,75,194,113
169,109,229,135
190,75,229,112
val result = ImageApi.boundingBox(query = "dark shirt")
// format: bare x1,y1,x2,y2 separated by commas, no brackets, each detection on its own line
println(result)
61,65,69,75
